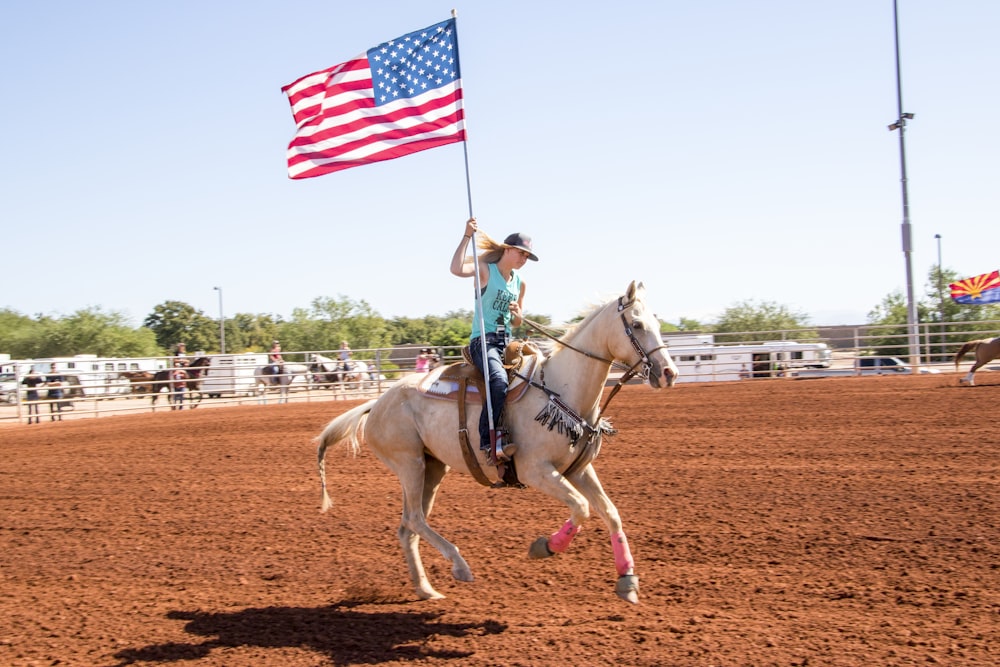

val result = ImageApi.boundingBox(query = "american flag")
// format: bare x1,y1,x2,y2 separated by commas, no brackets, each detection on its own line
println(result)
282,18,465,179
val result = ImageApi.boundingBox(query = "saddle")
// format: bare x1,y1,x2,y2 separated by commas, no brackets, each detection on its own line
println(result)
417,340,542,488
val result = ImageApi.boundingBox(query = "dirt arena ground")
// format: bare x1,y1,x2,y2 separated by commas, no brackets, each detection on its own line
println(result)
1,374,997,666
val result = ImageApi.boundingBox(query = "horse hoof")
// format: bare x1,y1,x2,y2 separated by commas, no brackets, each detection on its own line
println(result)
416,588,446,601
615,574,640,604
528,536,554,559
452,563,475,583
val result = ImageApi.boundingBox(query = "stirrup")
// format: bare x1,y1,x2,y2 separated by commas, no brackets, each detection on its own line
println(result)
483,440,516,466
490,432,517,464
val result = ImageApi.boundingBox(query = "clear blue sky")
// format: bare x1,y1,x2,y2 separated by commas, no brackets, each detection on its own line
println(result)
2,1,997,328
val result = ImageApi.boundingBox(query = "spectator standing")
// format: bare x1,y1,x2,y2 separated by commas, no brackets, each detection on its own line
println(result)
21,369,44,424
45,365,66,421
170,363,188,410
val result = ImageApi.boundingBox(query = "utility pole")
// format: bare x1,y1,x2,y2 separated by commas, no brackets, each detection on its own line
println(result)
887,0,920,370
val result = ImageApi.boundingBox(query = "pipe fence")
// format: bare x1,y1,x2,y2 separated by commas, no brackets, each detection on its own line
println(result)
3,320,1000,424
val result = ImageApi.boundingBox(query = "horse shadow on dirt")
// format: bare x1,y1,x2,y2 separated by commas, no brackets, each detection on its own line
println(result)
112,602,507,665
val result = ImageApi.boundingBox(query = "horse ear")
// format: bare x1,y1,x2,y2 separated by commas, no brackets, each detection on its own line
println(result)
625,280,637,301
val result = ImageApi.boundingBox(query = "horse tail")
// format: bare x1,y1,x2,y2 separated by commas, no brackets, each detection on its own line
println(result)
954,340,982,371
315,398,378,513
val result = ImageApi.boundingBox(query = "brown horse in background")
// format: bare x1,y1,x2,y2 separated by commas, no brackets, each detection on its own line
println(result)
954,337,1000,386
147,357,212,410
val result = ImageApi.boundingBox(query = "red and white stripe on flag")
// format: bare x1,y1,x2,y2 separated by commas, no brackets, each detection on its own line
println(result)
282,18,465,179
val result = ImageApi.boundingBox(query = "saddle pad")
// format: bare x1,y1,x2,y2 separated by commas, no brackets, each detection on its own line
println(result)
417,354,539,403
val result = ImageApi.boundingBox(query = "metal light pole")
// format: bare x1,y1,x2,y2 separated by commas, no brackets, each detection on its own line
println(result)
935,233,944,362
213,286,226,354
934,234,943,315
887,0,920,370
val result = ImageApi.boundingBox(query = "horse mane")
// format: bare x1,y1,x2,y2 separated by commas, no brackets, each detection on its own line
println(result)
543,303,605,353
524,302,608,358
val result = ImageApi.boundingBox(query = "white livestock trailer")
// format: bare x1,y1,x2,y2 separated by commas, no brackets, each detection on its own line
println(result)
665,340,832,383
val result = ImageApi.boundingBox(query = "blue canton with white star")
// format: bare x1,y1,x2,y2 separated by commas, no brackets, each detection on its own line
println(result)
367,18,459,106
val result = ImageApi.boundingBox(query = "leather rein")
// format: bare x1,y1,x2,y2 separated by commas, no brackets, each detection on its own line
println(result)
522,295,669,417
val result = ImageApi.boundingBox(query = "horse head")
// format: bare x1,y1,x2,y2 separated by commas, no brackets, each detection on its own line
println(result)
605,281,678,388
187,357,211,378
308,354,327,373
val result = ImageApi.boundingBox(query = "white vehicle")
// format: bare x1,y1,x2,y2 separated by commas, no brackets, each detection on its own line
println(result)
201,354,268,398
856,356,940,374
34,356,166,398
791,355,941,378
0,371,19,404
666,340,832,383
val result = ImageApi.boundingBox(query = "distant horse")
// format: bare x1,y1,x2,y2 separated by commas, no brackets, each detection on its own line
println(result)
315,281,678,603
309,353,370,390
254,363,309,404
121,371,156,396
954,337,1000,385
150,357,211,408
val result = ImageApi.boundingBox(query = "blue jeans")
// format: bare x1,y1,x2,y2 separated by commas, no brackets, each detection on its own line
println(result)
469,333,508,450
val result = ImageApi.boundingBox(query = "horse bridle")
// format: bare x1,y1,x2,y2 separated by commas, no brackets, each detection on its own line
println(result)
523,294,670,415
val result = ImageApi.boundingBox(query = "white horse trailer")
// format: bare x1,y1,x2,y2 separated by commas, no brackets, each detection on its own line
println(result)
201,354,267,398
666,341,832,383
38,355,165,397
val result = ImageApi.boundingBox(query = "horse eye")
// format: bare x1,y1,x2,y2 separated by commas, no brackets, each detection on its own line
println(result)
632,320,643,330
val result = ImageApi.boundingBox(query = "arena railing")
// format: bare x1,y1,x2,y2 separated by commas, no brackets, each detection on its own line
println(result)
3,323,1000,424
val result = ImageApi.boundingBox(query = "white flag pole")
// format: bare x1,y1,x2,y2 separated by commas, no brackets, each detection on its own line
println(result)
452,9,500,461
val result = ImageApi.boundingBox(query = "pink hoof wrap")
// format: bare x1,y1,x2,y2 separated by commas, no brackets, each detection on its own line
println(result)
611,531,634,576
548,520,580,553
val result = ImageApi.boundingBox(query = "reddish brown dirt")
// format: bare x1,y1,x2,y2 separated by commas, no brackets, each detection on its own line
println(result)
1,375,997,666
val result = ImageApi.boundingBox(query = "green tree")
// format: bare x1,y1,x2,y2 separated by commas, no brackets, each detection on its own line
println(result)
1,307,160,358
0,309,44,358
865,290,923,357
56,307,162,358
279,295,391,355
229,312,281,352
143,301,218,353
709,300,816,343
675,317,703,332
511,312,550,341
387,314,457,347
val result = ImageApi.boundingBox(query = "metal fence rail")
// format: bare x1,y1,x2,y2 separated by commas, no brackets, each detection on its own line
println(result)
4,320,1000,425
0,346,465,425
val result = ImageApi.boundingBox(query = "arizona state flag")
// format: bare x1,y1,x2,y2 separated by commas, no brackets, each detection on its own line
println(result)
950,270,1000,304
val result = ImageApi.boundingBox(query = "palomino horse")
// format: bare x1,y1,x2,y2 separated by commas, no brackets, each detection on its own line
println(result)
150,357,211,408
315,281,679,603
309,354,370,390
254,363,309,404
954,337,1000,385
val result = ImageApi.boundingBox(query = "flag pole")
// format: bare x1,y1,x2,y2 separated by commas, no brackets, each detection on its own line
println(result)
452,9,501,462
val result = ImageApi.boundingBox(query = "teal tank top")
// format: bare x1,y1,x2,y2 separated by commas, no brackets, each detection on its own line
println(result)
471,263,521,339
